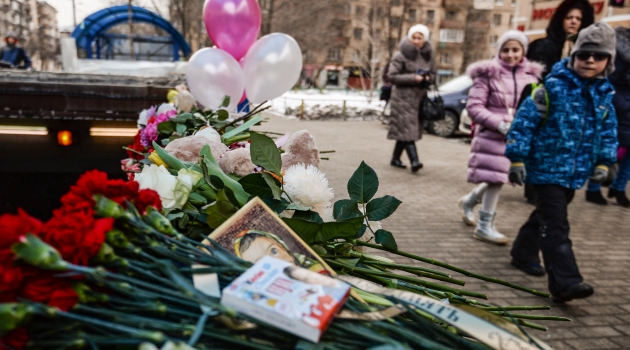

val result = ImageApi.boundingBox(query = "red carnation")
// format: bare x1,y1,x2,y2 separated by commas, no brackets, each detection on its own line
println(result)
41,209,113,266
0,210,42,302
126,131,147,160
0,328,28,350
60,170,161,215
18,271,78,312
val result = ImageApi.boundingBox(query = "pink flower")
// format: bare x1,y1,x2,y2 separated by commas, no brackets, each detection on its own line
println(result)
140,110,177,147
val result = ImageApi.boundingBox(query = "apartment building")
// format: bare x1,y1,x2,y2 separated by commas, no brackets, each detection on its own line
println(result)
0,0,60,71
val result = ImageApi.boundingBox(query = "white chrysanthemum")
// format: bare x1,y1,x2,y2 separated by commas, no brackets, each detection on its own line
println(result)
283,164,334,209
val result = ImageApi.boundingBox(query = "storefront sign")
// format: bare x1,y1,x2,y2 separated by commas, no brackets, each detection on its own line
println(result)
532,1,604,20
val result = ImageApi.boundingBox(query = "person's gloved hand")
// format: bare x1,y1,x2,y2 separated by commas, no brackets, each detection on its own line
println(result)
497,121,512,136
589,165,609,184
509,163,526,186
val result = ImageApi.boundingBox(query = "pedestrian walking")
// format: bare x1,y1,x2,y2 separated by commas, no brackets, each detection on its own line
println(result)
0,32,31,69
584,26,630,207
387,24,435,173
523,0,594,204
457,31,543,245
506,23,618,302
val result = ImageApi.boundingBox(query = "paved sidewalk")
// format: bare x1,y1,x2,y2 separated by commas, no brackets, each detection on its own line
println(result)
255,114,630,350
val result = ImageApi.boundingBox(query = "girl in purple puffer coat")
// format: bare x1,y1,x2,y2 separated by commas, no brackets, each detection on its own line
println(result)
457,31,544,245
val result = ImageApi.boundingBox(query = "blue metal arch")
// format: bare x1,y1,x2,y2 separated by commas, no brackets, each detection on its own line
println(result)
71,5,192,60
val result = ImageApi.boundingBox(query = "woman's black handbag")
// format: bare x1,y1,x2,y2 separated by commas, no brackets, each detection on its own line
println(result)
420,84,445,121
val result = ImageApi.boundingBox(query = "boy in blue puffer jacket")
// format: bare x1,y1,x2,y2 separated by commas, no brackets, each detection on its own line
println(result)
505,23,618,303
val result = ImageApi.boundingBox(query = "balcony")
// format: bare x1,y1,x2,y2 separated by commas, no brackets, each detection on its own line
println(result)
440,19,465,30
443,0,468,9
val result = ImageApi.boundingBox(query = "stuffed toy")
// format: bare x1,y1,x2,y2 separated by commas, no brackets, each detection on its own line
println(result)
164,129,320,177
175,91,196,113
164,135,228,163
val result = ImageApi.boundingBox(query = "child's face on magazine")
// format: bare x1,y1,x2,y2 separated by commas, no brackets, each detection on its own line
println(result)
241,236,294,264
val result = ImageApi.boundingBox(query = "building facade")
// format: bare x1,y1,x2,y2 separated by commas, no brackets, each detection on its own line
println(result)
265,0,630,89
0,0,61,71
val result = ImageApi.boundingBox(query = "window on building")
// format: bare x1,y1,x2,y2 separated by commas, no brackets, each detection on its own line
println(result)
377,7,383,17
356,6,365,16
353,49,362,62
490,35,499,46
440,53,453,64
511,0,517,5
426,10,435,23
390,16,401,27
354,28,363,40
328,48,342,61
445,11,457,20
495,0,504,5
509,15,514,25
389,38,398,52
408,9,417,21
492,14,501,26
391,0,401,5
439,29,464,43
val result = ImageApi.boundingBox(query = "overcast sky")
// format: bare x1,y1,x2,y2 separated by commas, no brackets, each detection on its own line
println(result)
45,0,169,31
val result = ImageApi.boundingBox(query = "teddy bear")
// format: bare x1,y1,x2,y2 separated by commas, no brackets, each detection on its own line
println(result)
163,129,320,177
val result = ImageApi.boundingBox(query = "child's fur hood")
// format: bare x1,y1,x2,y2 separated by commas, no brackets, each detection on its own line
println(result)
466,59,545,80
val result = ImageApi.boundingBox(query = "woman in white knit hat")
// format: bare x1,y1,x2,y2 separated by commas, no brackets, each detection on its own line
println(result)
387,24,435,173
457,30,544,245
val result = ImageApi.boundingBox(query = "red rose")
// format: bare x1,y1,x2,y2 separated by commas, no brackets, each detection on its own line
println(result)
127,131,146,160
0,328,28,350
41,209,113,266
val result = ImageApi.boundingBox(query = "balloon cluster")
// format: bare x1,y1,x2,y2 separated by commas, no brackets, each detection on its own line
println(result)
187,0,303,111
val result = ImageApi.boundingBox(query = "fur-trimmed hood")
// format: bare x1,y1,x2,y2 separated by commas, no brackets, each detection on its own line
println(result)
466,58,545,80
616,27,630,64
398,37,433,62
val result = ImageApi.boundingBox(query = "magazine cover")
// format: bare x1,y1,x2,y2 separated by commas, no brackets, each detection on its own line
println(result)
204,197,333,274
221,255,351,343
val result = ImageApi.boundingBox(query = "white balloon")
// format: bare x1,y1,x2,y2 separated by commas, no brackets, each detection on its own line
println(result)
242,33,303,104
186,48,244,111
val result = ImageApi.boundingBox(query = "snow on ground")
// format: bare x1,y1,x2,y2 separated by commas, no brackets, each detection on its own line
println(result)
269,89,387,121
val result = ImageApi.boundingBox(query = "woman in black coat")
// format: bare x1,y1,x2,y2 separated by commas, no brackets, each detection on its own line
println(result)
527,0,594,77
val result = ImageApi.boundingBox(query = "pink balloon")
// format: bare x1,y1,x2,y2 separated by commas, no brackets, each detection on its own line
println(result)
203,0,261,61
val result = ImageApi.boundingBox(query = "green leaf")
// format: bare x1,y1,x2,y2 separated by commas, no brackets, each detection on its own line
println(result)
222,114,262,141
337,258,360,266
217,109,229,121
261,172,282,200
209,175,225,190
187,192,207,206
347,161,379,204
375,229,398,250
152,142,185,171
205,193,237,229
366,196,402,221
333,199,363,221
292,210,323,224
355,224,367,238
319,217,364,242
157,121,176,134
221,96,231,108
176,123,187,134
199,145,248,206
282,218,321,244
261,197,290,214
311,245,328,257
250,132,283,175
239,173,273,198
286,203,313,211
179,113,193,120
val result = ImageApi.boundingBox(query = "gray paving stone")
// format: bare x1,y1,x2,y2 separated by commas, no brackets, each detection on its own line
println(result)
256,115,630,349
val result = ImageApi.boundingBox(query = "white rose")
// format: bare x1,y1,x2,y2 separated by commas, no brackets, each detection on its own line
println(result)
195,127,221,144
157,103,177,115
173,169,203,208
135,165,180,211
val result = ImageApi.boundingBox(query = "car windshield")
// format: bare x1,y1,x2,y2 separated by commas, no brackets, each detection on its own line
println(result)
438,76,472,93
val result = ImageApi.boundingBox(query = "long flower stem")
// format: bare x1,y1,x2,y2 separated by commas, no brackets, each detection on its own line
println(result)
326,259,487,299
479,306,550,312
492,313,571,321
352,240,550,298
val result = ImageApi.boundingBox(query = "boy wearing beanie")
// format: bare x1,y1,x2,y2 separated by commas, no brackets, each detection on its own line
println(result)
505,23,618,302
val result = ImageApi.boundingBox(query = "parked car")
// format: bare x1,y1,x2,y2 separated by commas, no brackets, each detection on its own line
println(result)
426,75,472,137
